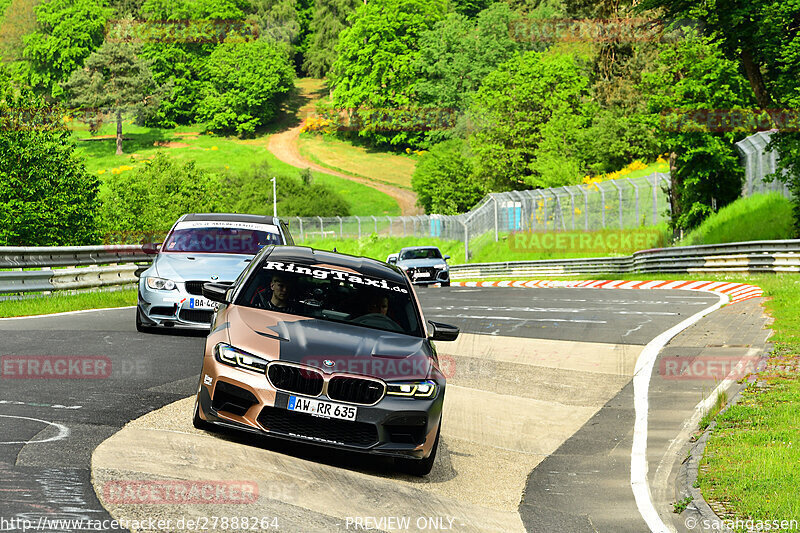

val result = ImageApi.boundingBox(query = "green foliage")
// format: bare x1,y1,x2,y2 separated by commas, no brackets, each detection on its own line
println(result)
682,193,796,245
197,39,294,136
99,152,222,237
22,0,112,100
329,0,447,147
413,3,522,145
219,162,351,217
642,31,753,230
138,0,248,126
0,89,99,245
303,0,360,77
470,50,593,190
411,139,486,214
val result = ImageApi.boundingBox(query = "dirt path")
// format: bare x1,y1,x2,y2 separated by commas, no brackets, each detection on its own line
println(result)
267,125,422,215
265,79,422,216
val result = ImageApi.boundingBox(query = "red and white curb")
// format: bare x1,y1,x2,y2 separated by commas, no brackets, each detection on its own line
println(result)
453,279,763,305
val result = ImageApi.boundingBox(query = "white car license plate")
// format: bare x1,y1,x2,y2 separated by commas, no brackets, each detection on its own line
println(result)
288,396,357,421
414,272,431,278
189,297,218,310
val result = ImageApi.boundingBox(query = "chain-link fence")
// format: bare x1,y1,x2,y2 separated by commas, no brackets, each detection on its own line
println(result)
291,173,671,258
735,131,792,198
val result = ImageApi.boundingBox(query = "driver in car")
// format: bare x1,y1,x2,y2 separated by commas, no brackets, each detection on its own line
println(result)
251,274,297,313
366,295,389,316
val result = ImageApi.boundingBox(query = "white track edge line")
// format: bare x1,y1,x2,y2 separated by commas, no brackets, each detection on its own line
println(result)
0,305,135,321
630,291,729,533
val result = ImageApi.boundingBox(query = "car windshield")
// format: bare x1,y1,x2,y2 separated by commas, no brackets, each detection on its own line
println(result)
400,248,442,260
163,222,282,255
237,260,424,337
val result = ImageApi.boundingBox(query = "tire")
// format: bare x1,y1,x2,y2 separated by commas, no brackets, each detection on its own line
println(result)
135,308,150,333
192,398,213,431
395,425,440,476
440,281,450,287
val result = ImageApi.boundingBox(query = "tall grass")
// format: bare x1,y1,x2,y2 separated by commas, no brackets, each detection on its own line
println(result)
682,193,795,245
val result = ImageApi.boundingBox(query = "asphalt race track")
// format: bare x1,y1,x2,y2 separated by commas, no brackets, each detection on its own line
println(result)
0,287,763,533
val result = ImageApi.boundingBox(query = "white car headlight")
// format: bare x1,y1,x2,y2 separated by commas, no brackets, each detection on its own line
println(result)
214,343,269,373
434,264,447,269
386,380,437,398
146,277,176,290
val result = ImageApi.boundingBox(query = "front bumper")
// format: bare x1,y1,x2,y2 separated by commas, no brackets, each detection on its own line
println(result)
195,356,444,460
138,279,217,330
406,268,449,286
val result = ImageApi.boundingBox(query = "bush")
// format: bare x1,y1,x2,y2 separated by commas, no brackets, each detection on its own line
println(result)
219,162,351,217
198,39,294,136
0,90,99,245
411,138,485,214
99,153,221,240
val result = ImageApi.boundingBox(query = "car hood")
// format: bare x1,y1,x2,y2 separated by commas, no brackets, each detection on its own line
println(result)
227,306,434,381
152,253,253,282
397,258,447,268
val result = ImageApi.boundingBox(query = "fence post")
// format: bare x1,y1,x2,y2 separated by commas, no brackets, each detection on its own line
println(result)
297,217,304,240
596,182,607,229
337,216,343,238
552,189,564,230
493,196,499,242
386,216,392,236
632,181,640,226
564,186,575,230
357,216,362,239
610,180,623,228
317,216,324,239
402,217,407,236
651,174,658,225
371,215,377,235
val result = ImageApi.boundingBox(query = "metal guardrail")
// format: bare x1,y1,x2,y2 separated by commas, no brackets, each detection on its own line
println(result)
450,240,800,279
0,245,151,295
2,239,800,295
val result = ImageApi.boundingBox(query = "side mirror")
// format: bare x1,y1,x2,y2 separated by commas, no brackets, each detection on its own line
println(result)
387,255,398,264
142,242,162,255
203,282,233,303
427,320,459,342
444,255,450,261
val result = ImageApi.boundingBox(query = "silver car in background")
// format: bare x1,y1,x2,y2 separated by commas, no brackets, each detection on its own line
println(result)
388,246,451,287
136,213,294,331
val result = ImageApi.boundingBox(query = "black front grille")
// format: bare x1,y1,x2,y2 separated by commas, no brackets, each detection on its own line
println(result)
149,306,175,316
268,364,324,396
257,406,378,448
179,309,214,323
185,281,206,296
327,376,384,405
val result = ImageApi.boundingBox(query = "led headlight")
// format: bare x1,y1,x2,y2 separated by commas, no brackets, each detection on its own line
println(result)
146,277,176,290
386,380,437,398
214,343,269,373
434,264,447,269
398,265,409,271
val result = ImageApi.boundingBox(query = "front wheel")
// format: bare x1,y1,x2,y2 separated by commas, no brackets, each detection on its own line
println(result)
440,281,450,287
395,425,440,476
135,308,151,333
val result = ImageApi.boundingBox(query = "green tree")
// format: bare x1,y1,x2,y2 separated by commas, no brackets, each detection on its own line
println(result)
63,29,158,154
138,0,249,126
411,139,485,214
469,51,593,190
642,31,753,232
22,0,112,100
197,39,294,136
329,0,447,147
0,89,99,245
303,0,360,77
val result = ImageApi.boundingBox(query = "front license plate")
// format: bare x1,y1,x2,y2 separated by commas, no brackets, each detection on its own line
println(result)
287,396,357,421
414,272,431,278
189,298,219,310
